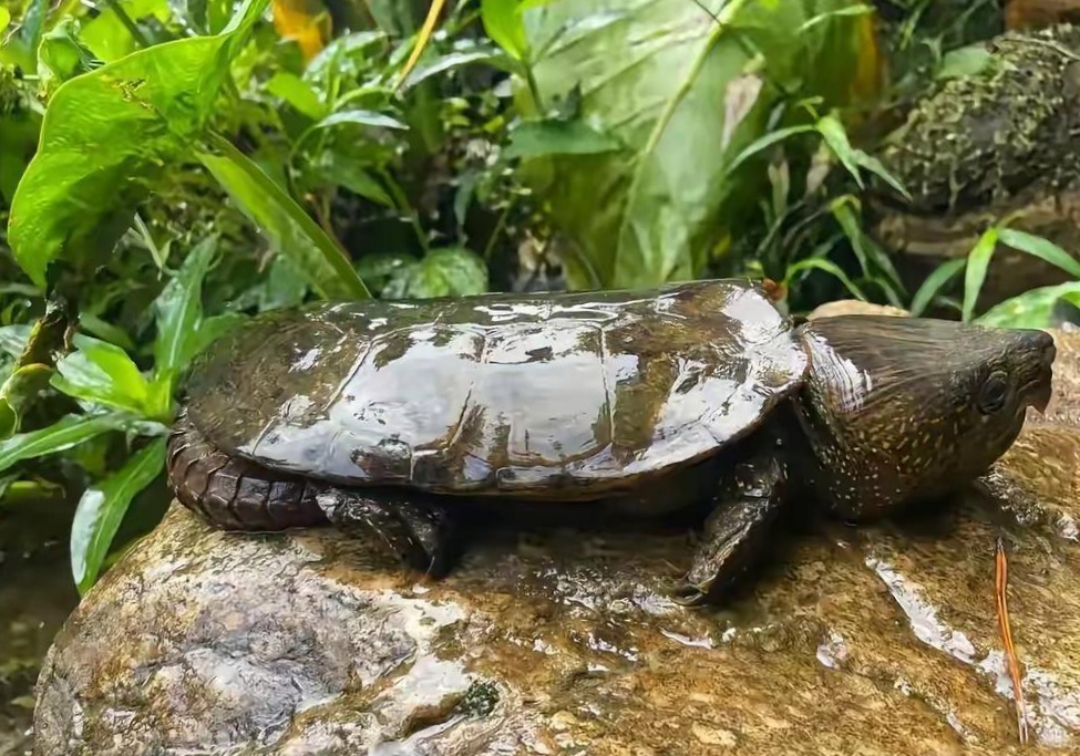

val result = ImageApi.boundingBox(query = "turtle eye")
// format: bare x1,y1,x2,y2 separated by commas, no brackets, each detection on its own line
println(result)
978,370,1010,414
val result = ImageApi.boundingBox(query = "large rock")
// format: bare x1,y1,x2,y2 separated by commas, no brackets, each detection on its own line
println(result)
32,326,1080,755
873,25,1080,313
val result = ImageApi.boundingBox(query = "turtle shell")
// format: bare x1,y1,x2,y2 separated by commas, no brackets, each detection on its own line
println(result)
184,280,808,499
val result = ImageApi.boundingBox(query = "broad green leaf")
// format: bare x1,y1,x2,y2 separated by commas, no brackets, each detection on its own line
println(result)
998,229,1080,280
815,113,863,189
79,0,172,62
79,313,137,351
784,257,867,301
71,436,166,593
0,413,129,474
911,258,966,316
504,118,621,159
0,364,53,439
482,0,527,61
962,227,1000,322
979,282,1080,329
7,0,270,288
37,20,101,90
198,133,371,300
266,71,327,120
151,236,218,414
0,326,32,359
383,247,488,299
0,7,10,35
519,0,875,288
52,336,151,415
936,46,993,80
356,252,416,294
0,0,49,70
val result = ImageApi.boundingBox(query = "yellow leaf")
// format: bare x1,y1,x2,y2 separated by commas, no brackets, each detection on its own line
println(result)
272,0,328,61
395,0,449,91
849,10,887,105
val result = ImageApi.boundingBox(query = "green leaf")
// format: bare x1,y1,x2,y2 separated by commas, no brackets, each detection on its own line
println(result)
504,118,621,159
266,72,327,120
815,113,863,189
784,257,868,301
830,196,905,294
7,0,271,288
0,364,53,439
79,312,137,352
851,150,911,200
0,7,10,35
979,282,1080,328
482,0,527,61
71,437,166,593
188,312,246,357
37,20,102,88
197,133,371,300
0,0,49,70
383,247,488,299
726,125,817,176
315,161,393,206
0,413,129,474
0,326,31,359
936,46,993,80
520,0,875,288
315,109,408,132
150,236,218,415
400,47,504,90
997,228,1080,280
962,227,1000,322
798,4,874,32
52,336,151,416
910,258,966,316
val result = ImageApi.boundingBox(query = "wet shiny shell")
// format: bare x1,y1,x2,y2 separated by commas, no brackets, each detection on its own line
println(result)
185,280,808,499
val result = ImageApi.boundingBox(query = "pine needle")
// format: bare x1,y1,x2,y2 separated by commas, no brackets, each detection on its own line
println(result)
996,537,1029,745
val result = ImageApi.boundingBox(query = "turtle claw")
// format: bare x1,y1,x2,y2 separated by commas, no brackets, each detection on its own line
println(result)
670,581,711,607
314,489,459,577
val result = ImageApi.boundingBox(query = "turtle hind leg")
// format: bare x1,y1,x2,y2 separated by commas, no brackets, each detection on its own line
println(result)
673,452,788,607
315,489,461,578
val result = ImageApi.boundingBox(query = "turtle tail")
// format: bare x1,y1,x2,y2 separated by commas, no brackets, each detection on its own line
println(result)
166,410,327,531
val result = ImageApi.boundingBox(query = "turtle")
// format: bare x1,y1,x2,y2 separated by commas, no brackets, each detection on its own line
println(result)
166,279,1055,605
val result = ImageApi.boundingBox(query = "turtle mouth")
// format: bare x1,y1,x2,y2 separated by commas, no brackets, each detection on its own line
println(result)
1022,339,1056,414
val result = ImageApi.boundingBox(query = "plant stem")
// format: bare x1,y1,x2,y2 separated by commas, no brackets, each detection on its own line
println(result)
380,169,429,253
106,0,152,49
483,197,516,262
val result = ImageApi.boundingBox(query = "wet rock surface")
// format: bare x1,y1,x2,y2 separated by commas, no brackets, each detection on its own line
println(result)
33,319,1080,756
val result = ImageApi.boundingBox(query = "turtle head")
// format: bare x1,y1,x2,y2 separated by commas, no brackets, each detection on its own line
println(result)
793,315,1054,520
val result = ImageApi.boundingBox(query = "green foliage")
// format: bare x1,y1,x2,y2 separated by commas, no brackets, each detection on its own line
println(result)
382,247,488,298
70,436,166,593
513,0,879,289
8,0,269,287
198,135,370,299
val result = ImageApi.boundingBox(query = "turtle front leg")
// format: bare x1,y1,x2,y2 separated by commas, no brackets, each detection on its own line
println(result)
314,488,460,578
673,452,788,606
